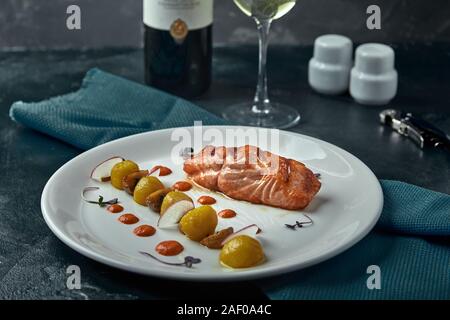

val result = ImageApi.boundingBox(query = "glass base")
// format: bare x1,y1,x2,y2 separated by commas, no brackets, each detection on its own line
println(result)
222,102,300,129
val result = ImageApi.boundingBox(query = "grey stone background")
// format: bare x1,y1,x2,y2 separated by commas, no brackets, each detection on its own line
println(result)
0,0,450,50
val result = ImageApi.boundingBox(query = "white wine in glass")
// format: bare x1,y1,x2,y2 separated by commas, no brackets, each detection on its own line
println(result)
222,0,300,129
234,0,296,20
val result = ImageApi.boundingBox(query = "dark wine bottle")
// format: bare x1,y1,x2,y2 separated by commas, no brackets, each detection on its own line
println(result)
143,0,213,98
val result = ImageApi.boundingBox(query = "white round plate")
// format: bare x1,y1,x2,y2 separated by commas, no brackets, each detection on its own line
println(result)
41,126,382,281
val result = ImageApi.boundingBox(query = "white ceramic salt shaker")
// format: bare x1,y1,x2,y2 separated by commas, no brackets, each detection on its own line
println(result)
350,43,398,105
308,34,353,95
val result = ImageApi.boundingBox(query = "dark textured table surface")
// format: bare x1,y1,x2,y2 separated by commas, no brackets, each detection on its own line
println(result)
0,45,449,299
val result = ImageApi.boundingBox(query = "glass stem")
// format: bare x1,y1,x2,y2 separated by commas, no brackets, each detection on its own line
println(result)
252,18,272,115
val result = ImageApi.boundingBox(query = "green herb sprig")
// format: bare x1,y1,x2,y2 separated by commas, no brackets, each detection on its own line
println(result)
97,195,118,207
81,187,119,207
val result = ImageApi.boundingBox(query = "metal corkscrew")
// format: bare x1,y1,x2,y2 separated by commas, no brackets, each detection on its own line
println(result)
379,109,450,151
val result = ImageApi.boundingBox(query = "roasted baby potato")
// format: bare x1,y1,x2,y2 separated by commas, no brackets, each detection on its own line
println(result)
122,170,149,195
133,176,164,206
145,188,172,213
220,235,265,268
179,205,218,242
200,227,234,249
110,160,139,190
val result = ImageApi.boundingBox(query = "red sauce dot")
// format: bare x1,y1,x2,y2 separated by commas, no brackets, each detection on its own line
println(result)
172,181,192,191
218,209,237,219
107,204,123,213
118,213,139,225
133,225,156,237
155,240,184,256
149,165,172,176
198,195,216,205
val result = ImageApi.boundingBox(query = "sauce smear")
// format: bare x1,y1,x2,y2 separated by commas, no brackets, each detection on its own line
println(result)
133,225,156,237
218,209,237,219
149,165,172,176
172,181,192,191
198,195,216,205
118,213,139,225
107,204,124,213
155,240,184,256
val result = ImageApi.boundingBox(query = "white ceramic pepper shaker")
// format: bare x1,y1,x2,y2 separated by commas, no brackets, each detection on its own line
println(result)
308,34,353,95
350,43,398,105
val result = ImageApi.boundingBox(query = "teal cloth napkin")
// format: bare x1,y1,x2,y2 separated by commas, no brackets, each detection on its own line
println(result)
9,68,449,299
261,180,450,300
10,68,226,150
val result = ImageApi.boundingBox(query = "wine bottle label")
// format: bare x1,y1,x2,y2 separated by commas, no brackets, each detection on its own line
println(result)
143,0,213,31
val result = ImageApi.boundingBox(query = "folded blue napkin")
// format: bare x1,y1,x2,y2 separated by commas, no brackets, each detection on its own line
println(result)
10,69,449,299
10,68,226,150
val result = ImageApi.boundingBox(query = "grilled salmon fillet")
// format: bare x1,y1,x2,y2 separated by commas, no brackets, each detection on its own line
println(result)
183,145,321,210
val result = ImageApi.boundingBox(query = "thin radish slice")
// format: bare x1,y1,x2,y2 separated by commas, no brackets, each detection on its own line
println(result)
220,224,260,246
158,200,194,229
90,156,124,182
81,187,118,206
81,186,100,204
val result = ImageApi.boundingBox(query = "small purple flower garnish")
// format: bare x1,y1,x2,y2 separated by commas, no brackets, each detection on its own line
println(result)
140,252,201,268
285,214,313,230
184,256,202,268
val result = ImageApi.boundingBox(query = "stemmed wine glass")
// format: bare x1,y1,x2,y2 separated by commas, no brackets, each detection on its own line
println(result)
222,0,300,129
